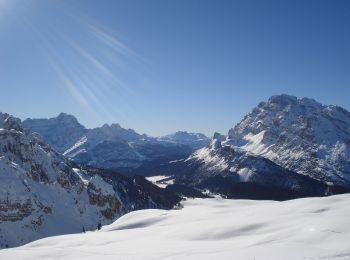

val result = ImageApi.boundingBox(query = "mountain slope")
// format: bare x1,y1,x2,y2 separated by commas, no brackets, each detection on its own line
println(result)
167,136,342,200
0,112,180,248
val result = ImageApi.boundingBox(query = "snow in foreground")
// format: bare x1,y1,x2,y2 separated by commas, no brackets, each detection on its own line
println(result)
1,194,350,260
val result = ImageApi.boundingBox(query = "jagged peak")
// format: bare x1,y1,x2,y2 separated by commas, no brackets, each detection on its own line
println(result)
0,112,22,131
57,112,72,118
97,123,138,135
55,113,81,124
212,132,226,142
267,94,298,107
23,113,84,129
266,94,325,110
100,123,121,129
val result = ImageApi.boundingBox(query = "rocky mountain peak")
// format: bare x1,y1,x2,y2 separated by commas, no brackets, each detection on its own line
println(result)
100,123,121,130
212,132,226,142
227,95,350,186
56,113,82,126
265,94,324,114
267,94,298,107
22,113,87,153
0,113,22,131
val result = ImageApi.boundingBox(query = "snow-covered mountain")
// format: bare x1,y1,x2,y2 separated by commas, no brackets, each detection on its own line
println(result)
163,95,350,199
23,115,199,173
2,194,350,260
159,131,210,150
227,94,350,186
0,112,180,248
23,113,88,153
168,135,338,200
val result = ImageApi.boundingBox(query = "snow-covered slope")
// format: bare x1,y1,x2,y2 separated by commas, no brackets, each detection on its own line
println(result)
170,135,338,200
227,94,350,186
1,194,349,260
23,114,195,172
0,112,180,248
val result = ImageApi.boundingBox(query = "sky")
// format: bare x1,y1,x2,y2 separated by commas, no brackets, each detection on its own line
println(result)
0,0,349,136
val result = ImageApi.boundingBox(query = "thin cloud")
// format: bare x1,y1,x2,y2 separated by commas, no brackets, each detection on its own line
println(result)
73,76,121,122
73,43,114,77
48,59,97,116
70,42,131,93
89,25,136,57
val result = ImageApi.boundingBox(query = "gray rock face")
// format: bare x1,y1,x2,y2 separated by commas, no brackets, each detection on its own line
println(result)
0,113,22,131
0,113,180,248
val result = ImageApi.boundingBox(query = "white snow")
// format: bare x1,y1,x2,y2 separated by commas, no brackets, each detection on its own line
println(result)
187,146,228,171
72,168,89,186
146,175,174,188
63,136,87,156
236,167,254,181
242,131,266,153
1,194,350,260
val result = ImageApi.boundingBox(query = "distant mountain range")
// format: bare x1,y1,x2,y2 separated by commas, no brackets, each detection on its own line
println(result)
0,113,180,248
23,114,210,174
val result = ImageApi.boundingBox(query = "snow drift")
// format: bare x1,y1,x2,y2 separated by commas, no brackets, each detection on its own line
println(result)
1,194,349,260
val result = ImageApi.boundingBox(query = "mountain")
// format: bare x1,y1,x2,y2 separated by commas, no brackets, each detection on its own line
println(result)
23,115,201,173
227,95,350,186
166,135,339,200
159,131,210,150
162,95,350,200
0,112,180,248
2,194,350,260
23,113,88,153
63,124,194,172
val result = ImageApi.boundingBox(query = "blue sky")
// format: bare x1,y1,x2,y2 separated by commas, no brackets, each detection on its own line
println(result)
0,0,349,136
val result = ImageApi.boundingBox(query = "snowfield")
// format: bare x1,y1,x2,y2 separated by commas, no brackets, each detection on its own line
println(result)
146,175,175,188
1,194,350,260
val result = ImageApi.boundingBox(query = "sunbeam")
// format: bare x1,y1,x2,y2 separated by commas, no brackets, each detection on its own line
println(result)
6,0,150,126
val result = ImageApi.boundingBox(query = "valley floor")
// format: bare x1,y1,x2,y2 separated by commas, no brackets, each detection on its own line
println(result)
1,194,350,260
